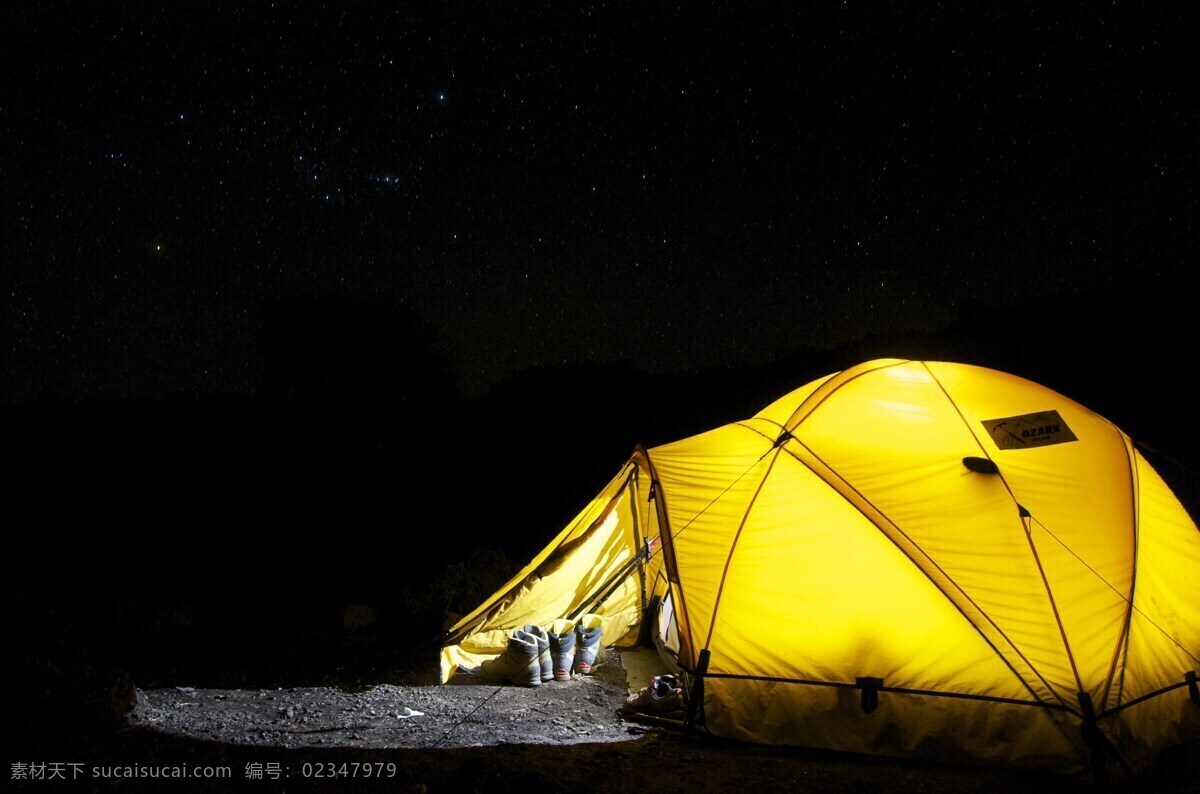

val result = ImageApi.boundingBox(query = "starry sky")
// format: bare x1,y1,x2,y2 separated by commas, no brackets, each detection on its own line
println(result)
3,3,1193,401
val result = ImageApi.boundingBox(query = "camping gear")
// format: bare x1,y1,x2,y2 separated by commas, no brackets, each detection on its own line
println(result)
547,619,576,681
442,360,1200,769
621,674,685,719
574,614,604,675
523,624,553,683
480,629,541,687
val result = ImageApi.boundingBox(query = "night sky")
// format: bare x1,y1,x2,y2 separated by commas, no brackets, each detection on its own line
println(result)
4,3,1194,402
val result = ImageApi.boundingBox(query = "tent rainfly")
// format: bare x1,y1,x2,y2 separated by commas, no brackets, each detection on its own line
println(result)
441,360,1200,770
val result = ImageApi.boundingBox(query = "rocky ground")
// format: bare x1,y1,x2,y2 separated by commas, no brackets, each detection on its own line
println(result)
130,660,634,750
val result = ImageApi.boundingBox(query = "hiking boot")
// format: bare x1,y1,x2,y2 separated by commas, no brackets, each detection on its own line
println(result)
573,613,603,675
620,674,685,718
524,623,553,683
547,619,575,681
480,629,541,687
620,675,681,716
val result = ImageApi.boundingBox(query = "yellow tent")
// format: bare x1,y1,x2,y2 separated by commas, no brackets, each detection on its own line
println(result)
440,360,1200,769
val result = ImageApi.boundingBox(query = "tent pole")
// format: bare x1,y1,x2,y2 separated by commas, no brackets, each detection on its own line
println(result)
567,542,650,622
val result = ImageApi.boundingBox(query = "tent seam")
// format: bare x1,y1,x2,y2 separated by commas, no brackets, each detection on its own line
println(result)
781,360,912,436
734,421,780,444
636,444,699,671
1109,435,1141,710
919,362,1087,700
701,448,783,650
774,440,1068,713
443,463,638,642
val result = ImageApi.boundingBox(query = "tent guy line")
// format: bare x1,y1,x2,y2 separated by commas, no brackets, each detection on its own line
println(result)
1029,514,1200,669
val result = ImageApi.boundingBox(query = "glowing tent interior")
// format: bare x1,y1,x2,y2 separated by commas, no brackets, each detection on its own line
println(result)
440,359,1200,769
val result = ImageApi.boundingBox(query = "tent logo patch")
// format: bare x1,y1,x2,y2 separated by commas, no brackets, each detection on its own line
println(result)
982,410,1077,450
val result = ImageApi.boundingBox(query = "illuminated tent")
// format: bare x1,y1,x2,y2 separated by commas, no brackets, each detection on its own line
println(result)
441,360,1200,769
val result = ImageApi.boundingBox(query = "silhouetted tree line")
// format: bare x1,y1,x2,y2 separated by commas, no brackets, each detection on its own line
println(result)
5,276,1198,701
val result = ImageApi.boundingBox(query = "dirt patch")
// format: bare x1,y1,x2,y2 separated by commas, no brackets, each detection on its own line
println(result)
131,657,637,750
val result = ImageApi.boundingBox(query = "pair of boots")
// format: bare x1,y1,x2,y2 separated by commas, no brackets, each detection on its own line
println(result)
547,615,604,681
480,614,603,687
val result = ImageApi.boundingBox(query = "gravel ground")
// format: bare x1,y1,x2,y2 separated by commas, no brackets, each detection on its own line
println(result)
131,659,636,750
